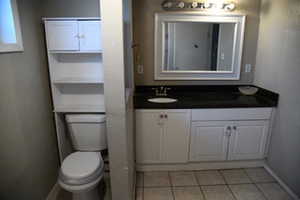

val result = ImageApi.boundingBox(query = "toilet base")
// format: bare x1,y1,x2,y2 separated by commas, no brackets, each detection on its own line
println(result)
59,174,103,200
73,188,99,200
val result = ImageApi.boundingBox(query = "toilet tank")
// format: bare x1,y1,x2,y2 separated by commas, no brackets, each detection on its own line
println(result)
65,114,107,151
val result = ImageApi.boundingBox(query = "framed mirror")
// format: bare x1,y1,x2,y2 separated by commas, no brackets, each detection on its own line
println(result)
155,13,246,80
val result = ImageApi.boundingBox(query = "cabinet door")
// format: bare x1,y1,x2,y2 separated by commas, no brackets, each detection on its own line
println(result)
78,21,102,51
228,120,269,160
162,110,190,163
45,21,79,51
189,121,230,161
136,110,164,164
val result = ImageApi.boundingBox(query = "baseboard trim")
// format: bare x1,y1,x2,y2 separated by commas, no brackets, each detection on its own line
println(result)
137,160,266,171
46,182,60,200
264,164,300,200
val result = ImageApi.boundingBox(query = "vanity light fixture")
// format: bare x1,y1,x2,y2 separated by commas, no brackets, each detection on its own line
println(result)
161,1,236,11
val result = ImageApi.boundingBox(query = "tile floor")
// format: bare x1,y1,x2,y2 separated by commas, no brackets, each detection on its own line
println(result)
136,168,293,200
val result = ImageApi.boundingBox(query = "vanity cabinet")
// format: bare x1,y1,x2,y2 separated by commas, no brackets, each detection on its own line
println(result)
136,108,273,167
136,110,190,164
190,120,270,162
228,120,269,160
45,20,102,52
189,121,230,161
189,108,272,162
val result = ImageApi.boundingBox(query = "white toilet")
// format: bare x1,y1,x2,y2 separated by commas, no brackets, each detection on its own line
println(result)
58,114,107,200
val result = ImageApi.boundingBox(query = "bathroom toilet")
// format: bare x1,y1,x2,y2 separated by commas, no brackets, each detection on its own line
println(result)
58,114,107,200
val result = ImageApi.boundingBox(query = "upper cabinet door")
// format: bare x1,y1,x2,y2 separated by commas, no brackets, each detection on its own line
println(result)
228,120,269,160
78,21,102,51
45,21,79,51
190,121,230,161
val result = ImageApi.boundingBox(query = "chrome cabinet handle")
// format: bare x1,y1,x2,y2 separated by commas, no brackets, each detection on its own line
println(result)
225,126,232,137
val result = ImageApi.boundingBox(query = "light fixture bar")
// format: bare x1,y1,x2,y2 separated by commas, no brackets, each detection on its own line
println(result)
161,1,236,11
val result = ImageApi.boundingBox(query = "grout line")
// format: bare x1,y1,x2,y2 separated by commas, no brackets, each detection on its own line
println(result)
168,171,176,200
253,182,268,200
219,169,238,200
142,172,144,200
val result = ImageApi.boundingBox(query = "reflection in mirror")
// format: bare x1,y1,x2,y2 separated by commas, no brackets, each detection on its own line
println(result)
163,22,236,72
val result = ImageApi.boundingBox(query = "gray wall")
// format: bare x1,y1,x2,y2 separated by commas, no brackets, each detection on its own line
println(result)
0,0,59,199
42,0,100,18
255,0,300,197
133,0,261,85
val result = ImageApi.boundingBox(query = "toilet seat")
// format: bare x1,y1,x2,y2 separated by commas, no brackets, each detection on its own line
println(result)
59,152,104,185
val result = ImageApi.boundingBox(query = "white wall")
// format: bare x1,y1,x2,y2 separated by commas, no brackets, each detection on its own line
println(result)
101,0,135,199
255,0,300,197
0,0,59,199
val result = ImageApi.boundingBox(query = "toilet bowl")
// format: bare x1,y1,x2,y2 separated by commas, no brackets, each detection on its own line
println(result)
58,114,107,200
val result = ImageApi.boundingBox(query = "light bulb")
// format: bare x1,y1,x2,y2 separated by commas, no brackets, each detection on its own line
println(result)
192,2,198,8
224,3,235,11
178,2,185,8
204,2,211,8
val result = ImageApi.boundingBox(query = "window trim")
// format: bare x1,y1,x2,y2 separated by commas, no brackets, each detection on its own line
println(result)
0,0,23,53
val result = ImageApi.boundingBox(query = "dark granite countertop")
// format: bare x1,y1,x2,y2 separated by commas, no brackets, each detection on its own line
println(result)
134,85,279,109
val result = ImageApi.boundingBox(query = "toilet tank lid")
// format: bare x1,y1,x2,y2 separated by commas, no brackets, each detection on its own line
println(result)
66,114,106,123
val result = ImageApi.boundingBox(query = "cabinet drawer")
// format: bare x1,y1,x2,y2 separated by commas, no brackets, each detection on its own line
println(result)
192,108,272,121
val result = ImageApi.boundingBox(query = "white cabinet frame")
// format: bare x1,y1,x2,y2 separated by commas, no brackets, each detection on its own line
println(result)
154,12,246,80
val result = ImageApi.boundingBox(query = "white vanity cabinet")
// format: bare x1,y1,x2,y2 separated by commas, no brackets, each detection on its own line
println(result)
45,20,102,52
189,121,231,161
228,120,269,160
189,108,272,162
136,110,190,164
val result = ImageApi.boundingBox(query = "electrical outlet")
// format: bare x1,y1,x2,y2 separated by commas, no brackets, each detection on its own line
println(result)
137,64,144,74
245,64,252,73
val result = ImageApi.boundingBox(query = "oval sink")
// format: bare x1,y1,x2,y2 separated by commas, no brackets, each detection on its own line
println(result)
148,97,178,104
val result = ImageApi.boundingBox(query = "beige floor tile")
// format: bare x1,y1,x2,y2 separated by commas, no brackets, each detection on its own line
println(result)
136,172,144,187
195,170,226,185
170,171,198,186
245,168,275,183
144,171,171,187
201,185,235,200
230,184,266,200
257,183,293,200
173,187,204,200
144,187,173,200
221,169,252,184
136,188,143,200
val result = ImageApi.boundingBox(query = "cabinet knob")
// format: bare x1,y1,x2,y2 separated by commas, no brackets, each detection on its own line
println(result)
164,114,168,119
233,126,237,130
225,126,232,137
160,114,164,119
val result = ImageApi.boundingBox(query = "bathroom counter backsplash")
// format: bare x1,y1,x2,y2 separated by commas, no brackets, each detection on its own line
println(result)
134,85,279,109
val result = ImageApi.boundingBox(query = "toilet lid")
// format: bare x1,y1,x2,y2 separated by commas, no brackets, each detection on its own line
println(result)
60,152,104,185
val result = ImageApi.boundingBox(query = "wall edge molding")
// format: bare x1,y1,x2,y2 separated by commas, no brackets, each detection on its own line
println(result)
46,182,60,200
264,164,300,200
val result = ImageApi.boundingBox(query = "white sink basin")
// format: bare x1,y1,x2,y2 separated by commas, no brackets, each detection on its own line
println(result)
148,97,178,104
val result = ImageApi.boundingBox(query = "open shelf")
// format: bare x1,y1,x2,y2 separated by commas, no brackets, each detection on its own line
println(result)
49,50,103,54
53,77,104,84
54,104,105,113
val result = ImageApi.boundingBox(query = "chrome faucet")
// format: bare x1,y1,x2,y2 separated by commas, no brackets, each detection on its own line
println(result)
152,86,171,96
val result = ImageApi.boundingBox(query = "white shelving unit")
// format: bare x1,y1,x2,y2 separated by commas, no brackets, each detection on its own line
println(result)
43,18,104,161
44,18,105,113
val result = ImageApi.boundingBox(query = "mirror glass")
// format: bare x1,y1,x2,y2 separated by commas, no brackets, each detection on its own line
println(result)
163,22,236,72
